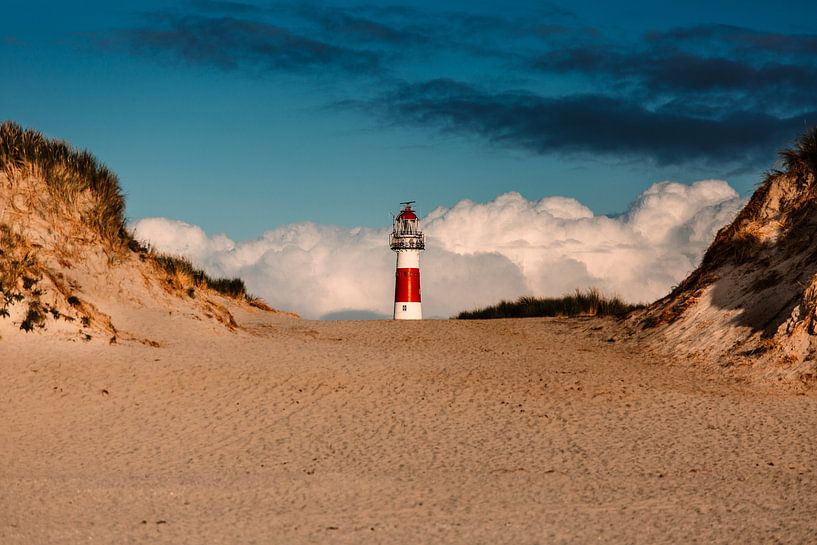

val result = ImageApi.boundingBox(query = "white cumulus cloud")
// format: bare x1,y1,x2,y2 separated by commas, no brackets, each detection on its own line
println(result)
131,180,744,319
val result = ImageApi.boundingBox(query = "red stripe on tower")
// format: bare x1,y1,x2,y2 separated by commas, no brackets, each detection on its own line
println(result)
395,268,421,302
390,202,425,320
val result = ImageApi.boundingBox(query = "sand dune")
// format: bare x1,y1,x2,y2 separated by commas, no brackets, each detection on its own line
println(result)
636,129,817,382
3,312,816,544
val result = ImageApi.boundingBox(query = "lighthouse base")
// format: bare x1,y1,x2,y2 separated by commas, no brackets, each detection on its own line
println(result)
394,302,422,320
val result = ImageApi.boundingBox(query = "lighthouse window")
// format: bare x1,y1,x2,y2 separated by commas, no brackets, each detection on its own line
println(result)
403,305,407,311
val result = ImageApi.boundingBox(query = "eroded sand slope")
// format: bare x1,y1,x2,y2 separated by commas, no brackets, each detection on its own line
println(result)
2,314,816,545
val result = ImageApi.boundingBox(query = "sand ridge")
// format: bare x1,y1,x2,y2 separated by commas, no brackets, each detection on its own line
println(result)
2,315,816,544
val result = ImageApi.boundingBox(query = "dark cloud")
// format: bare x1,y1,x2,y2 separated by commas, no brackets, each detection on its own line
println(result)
534,46,817,110
291,4,427,46
111,2,585,76
119,14,382,74
105,5,817,168
363,78,815,167
523,25,817,166
647,24,817,57
191,0,262,14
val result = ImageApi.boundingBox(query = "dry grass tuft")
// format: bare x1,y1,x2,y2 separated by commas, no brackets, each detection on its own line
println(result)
150,253,248,300
247,297,275,312
0,223,92,332
780,127,817,177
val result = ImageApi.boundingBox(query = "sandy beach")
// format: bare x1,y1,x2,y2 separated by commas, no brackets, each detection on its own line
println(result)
3,314,816,544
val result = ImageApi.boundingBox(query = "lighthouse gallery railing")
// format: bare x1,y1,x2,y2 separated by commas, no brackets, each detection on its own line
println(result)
389,232,425,250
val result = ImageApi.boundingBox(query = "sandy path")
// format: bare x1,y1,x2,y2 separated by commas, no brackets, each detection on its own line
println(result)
2,317,816,544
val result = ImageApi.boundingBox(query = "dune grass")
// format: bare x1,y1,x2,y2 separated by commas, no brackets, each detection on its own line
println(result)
0,121,127,246
152,253,248,299
456,288,643,319
0,121,254,304
780,126,817,177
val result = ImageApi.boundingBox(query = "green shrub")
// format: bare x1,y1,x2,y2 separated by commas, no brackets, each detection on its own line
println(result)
456,288,643,319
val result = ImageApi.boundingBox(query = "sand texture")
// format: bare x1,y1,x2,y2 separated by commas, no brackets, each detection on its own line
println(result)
2,313,817,545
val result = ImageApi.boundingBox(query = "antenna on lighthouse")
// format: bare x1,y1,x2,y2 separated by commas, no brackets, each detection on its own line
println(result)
390,201,425,320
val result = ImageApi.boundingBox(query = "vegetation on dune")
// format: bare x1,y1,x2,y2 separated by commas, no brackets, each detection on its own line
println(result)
0,121,258,306
779,127,817,177
456,288,643,320
0,224,76,332
152,253,248,300
0,121,127,246
697,127,817,268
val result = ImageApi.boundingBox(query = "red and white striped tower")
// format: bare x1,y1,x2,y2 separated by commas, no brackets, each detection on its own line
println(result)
390,201,425,320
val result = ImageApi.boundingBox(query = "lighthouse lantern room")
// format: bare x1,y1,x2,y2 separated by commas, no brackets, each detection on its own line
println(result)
390,201,425,320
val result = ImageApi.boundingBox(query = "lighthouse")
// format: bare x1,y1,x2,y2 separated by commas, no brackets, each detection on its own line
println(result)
390,201,425,320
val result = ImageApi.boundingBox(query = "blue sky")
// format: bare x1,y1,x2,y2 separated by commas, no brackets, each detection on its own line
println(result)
3,0,816,239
